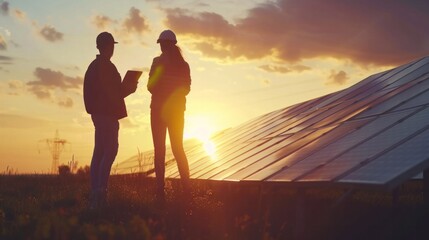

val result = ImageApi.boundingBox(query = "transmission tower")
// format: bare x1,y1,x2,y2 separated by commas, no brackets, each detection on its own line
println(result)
40,130,70,174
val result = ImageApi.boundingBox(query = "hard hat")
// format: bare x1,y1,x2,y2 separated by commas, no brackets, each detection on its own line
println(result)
96,32,118,47
157,30,177,44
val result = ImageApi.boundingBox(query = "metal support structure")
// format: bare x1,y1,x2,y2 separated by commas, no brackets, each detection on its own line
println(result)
294,189,306,239
330,189,354,210
391,187,400,209
40,130,69,174
424,169,429,207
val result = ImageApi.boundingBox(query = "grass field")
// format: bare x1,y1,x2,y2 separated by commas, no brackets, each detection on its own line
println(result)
1,174,429,239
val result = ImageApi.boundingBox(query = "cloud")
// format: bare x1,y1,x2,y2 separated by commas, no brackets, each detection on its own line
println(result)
57,97,73,108
2,2,64,43
91,7,150,44
3,68,81,108
26,87,75,107
164,0,429,66
2,2,26,22
0,27,11,36
259,64,311,74
259,65,290,74
39,25,63,42
0,28,12,49
26,68,83,107
9,40,19,47
0,54,12,64
122,7,149,35
28,67,82,90
66,65,80,71
0,34,6,50
12,9,26,21
27,85,51,99
8,80,23,89
6,80,24,95
1,1,9,15
0,113,50,129
291,65,311,72
92,15,117,30
261,79,271,86
326,70,349,86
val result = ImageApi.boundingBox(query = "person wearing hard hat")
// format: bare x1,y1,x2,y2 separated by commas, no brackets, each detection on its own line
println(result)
84,32,137,209
147,29,191,201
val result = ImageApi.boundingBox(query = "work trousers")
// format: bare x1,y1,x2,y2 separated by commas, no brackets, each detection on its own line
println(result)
90,114,119,195
151,107,190,192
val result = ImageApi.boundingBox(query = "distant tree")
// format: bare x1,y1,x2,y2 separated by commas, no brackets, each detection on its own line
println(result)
76,165,90,177
58,165,71,176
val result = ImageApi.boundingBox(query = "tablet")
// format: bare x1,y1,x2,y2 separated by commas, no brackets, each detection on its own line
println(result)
123,70,142,85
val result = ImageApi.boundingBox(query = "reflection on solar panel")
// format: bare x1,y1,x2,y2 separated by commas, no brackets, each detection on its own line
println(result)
114,56,429,190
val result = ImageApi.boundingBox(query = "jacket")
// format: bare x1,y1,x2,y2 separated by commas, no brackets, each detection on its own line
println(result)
147,53,191,111
83,55,127,119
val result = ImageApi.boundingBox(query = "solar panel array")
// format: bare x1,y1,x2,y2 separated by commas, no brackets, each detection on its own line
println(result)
115,56,429,190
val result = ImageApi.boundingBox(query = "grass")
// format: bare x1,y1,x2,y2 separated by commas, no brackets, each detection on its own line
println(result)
1,174,429,239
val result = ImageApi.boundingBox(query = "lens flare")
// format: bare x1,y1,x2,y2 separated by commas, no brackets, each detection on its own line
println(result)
185,116,218,160
202,138,217,160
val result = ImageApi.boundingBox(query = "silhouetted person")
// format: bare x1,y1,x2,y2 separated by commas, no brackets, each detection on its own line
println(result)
84,32,137,209
148,30,191,201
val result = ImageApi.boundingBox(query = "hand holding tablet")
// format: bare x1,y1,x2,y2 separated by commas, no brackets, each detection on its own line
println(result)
122,70,142,96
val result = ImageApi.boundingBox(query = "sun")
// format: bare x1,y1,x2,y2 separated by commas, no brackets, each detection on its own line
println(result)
184,115,218,160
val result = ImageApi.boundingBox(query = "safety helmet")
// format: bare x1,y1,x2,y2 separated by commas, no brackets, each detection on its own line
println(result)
157,30,177,44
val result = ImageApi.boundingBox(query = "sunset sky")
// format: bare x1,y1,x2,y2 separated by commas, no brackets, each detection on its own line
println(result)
1,0,429,173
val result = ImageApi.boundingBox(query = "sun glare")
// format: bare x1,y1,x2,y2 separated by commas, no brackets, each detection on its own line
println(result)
202,139,217,160
185,116,218,160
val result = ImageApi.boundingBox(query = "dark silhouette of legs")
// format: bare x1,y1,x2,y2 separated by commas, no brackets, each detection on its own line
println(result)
90,114,119,208
151,109,167,199
167,110,190,186
151,107,190,201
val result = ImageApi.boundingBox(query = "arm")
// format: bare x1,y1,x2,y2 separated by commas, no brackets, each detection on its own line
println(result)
183,62,191,95
147,57,163,94
121,76,138,98
83,61,98,114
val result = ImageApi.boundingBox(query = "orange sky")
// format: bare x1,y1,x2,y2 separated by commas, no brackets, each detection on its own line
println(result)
1,0,429,173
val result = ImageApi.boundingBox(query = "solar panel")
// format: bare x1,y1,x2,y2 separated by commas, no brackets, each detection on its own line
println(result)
115,56,429,190
200,137,287,179
383,58,429,87
189,139,269,178
340,123,429,188
310,72,385,110
354,74,429,119
394,88,429,110
299,107,429,182
244,119,371,181
268,108,416,182
225,126,335,181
